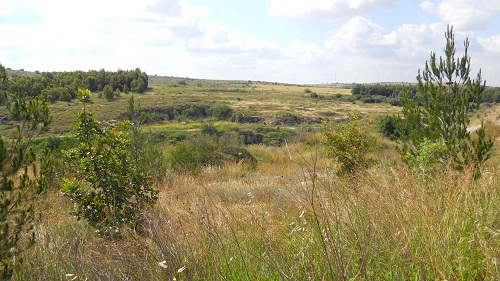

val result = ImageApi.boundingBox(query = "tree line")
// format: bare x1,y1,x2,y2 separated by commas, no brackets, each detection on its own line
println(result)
1,68,148,103
350,83,500,105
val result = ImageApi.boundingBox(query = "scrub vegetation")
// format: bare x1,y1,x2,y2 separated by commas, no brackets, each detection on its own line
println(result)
1,27,499,280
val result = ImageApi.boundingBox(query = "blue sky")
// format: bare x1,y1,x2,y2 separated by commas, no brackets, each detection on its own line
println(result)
1,0,500,85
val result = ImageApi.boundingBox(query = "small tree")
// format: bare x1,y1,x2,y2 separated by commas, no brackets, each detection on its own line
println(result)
0,64,51,279
400,26,493,178
322,110,375,175
61,89,158,236
103,84,114,101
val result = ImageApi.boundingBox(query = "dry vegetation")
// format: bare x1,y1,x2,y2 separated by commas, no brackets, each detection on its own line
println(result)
6,78,500,280
17,141,500,280
27,78,397,136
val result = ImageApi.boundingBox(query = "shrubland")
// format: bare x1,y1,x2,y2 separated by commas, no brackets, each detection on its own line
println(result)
12,138,500,280
6,85,500,281
1,27,500,280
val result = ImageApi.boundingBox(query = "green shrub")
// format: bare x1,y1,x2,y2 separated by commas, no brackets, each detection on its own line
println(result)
322,110,376,175
168,134,256,174
103,84,115,101
403,138,449,175
210,102,233,120
61,89,158,236
200,122,220,137
175,105,208,122
378,115,403,139
400,26,492,178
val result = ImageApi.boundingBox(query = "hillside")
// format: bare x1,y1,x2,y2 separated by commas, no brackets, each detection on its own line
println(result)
1,69,499,280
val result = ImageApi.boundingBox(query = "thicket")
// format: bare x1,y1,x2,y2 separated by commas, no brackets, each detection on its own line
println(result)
167,131,256,174
377,115,404,140
347,83,500,105
482,86,500,103
1,68,148,103
350,83,417,105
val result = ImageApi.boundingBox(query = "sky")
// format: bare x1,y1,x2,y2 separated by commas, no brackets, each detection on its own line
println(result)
1,0,500,85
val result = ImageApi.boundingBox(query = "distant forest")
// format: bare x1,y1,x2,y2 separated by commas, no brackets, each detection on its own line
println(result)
3,67,500,106
347,83,500,105
1,68,148,104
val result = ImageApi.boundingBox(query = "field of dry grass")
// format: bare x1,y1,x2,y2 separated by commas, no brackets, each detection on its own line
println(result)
4,78,397,137
4,77,500,280
15,137,500,280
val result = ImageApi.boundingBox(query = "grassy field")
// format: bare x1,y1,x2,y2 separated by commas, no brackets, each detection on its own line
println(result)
3,77,500,280
7,77,393,135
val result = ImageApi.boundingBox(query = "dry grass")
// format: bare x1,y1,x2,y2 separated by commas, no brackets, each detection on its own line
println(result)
14,139,500,280
26,79,399,136
7,79,500,279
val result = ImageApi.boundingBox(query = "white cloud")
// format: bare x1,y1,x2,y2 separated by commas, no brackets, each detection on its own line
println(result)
326,16,445,58
322,17,455,83
325,16,386,54
420,0,491,31
0,0,212,71
268,0,399,19
1,0,499,85
183,23,279,54
283,40,330,64
478,34,500,54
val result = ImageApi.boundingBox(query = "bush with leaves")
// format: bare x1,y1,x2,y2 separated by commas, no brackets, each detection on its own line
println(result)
378,115,404,139
61,89,158,236
101,84,117,101
400,26,493,178
168,133,256,174
0,64,51,279
322,110,376,175
403,138,449,177
200,122,220,137
210,102,233,120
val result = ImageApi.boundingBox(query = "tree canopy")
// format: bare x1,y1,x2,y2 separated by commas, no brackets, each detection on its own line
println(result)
2,68,148,103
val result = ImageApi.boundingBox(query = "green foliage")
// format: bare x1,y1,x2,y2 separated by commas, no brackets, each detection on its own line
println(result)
482,86,500,103
210,102,233,120
168,134,256,174
130,77,146,93
123,84,130,94
61,89,158,236
322,110,376,175
102,84,115,101
127,94,139,119
200,122,220,137
400,26,493,178
351,83,417,105
403,138,449,175
377,115,403,139
4,68,148,102
0,63,51,279
174,105,209,122
125,102,169,184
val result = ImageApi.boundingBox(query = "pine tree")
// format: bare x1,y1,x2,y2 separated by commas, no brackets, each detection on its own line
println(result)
0,64,51,279
401,26,493,178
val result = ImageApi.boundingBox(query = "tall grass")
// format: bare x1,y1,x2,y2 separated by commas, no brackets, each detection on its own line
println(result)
15,143,500,280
